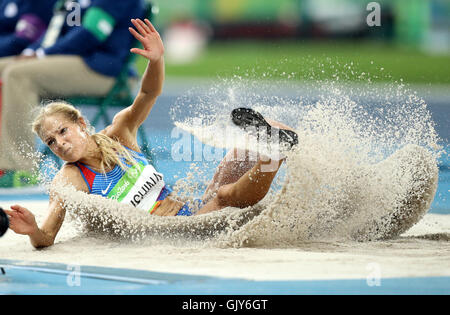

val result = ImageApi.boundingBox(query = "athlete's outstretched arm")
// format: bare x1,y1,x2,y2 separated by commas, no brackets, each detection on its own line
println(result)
4,165,89,248
119,18,165,134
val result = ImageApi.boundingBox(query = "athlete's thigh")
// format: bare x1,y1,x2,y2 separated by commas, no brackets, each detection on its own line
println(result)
201,148,256,202
196,183,235,215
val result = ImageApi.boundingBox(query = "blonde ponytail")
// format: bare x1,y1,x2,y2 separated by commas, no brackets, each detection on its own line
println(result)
32,101,137,173
91,133,137,172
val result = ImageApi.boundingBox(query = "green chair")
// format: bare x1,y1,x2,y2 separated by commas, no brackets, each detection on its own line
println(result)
41,1,156,167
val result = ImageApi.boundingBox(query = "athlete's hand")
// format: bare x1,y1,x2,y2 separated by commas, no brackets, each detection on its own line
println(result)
129,18,164,63
3,205,38,236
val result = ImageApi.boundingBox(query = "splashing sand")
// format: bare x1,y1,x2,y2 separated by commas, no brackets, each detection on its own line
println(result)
42,79,442,249
170,80,441,246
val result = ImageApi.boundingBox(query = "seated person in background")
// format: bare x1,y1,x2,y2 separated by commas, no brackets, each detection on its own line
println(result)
0,0,146,188
0,0,57,57
0,0,57,187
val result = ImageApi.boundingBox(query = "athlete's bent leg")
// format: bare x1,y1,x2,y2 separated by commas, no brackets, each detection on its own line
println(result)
201,148,257,203
196,157,284,215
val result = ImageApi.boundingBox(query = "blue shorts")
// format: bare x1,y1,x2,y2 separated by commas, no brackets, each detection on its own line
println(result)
176,199,203,216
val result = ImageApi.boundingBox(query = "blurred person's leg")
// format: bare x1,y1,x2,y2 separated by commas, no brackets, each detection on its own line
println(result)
0,57,16,116
0,57,18,181
0,55,115,172
0,56,16,74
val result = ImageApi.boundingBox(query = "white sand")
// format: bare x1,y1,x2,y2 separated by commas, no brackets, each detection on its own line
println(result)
1,200,449,281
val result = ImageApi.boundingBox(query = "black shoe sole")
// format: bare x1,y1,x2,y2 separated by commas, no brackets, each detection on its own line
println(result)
231,108,298,149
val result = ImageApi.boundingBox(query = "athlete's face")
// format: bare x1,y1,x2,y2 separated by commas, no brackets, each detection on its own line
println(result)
40,113,89,162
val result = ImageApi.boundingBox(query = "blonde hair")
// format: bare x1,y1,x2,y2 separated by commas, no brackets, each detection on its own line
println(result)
32,101,137,173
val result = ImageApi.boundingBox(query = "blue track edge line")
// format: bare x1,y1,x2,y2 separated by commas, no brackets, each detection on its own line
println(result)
0,259,449,295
